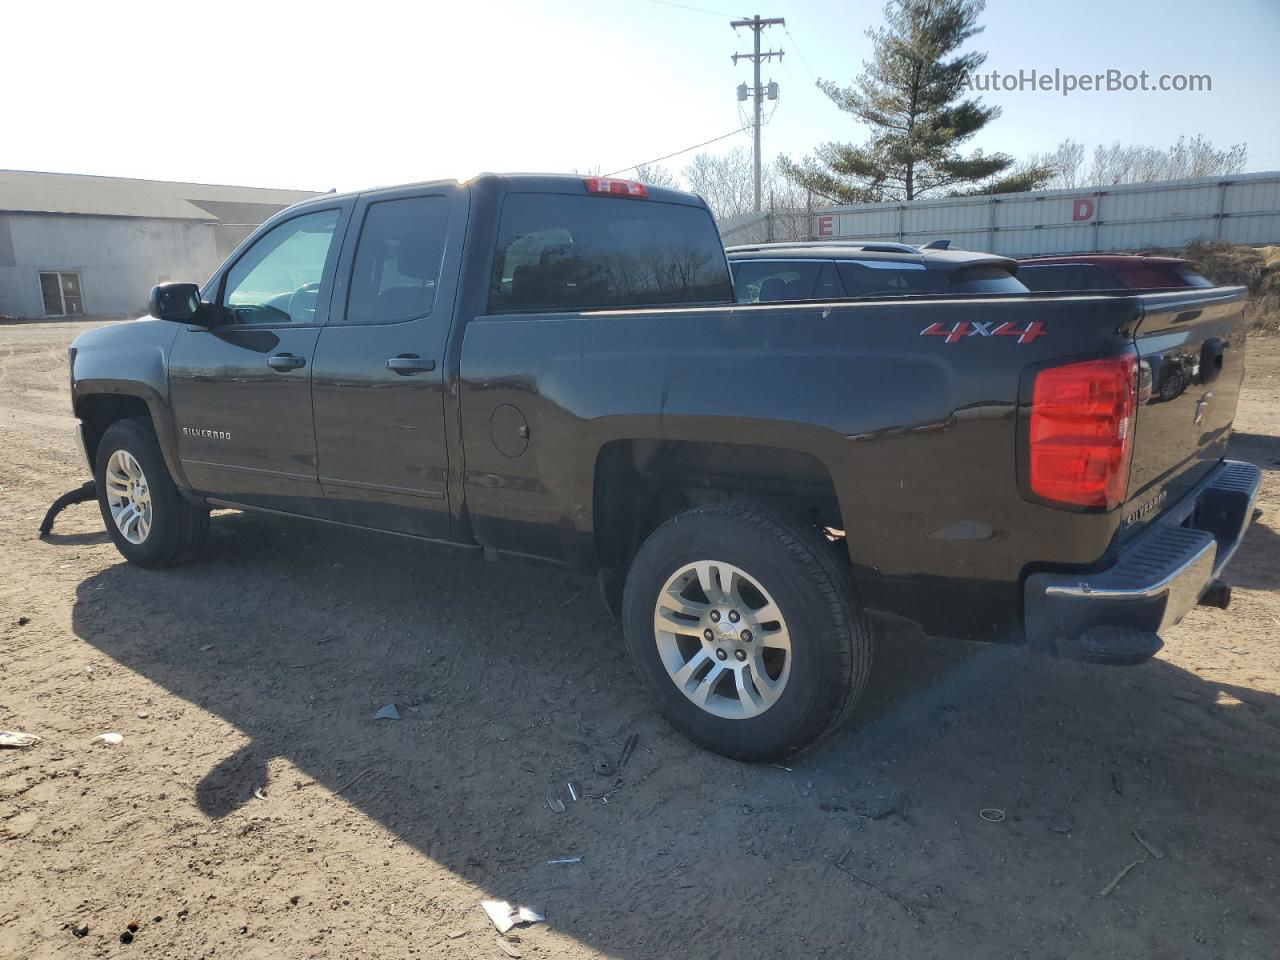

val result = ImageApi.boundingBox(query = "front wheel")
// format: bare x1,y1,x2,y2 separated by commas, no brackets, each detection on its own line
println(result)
622,501,873,760
95,418,209,567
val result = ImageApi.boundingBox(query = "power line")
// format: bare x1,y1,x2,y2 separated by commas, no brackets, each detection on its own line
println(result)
605,126,750,178
783,26,822,86
644,0,739,17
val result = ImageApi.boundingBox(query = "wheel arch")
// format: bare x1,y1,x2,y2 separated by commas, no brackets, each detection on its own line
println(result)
592,438,848,612
75,383,192,493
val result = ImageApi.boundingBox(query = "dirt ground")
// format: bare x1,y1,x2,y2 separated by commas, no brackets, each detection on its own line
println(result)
2,320,1278,960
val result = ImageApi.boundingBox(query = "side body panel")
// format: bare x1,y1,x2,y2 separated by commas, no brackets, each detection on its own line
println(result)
458,293,1158,643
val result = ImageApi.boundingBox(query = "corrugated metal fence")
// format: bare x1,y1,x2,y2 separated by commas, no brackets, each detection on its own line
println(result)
722,171,1280,255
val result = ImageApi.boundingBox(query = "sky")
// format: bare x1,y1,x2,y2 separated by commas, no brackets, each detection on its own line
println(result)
6,0,1278,192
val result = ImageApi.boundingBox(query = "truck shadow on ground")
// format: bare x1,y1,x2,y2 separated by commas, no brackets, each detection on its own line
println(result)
65,505,1280,957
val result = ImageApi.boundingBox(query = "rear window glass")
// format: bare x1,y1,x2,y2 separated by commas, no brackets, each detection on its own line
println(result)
1018,264,1082,292
489,194,732,313
1177,265,1214,287
836,260,1024,296
951,264,1027,293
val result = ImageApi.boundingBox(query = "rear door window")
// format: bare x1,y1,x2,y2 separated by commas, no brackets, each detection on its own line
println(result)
344,196,449,324
730,261,825,303
837,261,943,296
489,194,732,313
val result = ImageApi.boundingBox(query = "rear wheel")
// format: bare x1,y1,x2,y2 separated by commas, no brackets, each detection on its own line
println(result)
95,418,208,567
622,501,873,760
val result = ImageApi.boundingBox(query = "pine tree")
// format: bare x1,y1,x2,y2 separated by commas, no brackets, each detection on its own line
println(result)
783,0,1037,203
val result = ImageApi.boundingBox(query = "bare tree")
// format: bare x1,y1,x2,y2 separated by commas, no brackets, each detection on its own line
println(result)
632,163,682,189
683,148,757,221
1086,135,1246,186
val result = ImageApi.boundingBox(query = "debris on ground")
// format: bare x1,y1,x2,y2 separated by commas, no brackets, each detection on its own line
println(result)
546,856,582,865
565,781,581,803
480,900,544,934
545,795,565,814
495,936,523,958
253,787,268,801
980,808,1006,823
829,851,923,924
90,733,124,747
16,616,30,626
616,733,639,770
374,703,401,720
70,922,89,938
592,757,615,777
587,780,623,801
0,730,40,749
1099,859,1146,897
333,767,374,797
1132,827,1164,860
1046,811,1076,834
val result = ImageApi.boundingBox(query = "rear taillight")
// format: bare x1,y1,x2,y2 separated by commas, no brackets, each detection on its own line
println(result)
583,177,647,198
1028,354,1137,509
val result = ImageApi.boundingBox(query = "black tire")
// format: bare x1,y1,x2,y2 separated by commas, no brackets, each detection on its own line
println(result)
94,418,209,567
621,500,873,760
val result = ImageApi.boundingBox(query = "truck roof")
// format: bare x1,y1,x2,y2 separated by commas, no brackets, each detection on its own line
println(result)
725,240,1017,272
1017,254,1191,266
282,174,712,213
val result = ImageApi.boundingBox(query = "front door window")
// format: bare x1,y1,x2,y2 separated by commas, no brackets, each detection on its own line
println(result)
222,210,340,325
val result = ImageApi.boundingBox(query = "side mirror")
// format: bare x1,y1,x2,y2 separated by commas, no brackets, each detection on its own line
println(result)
149,282,203,323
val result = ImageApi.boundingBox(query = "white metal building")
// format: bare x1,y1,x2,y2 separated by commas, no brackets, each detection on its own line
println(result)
806,171,1280,256
0,171,316,320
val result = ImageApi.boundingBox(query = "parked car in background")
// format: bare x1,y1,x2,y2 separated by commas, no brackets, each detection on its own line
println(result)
727,241,1028,303
1018,255,1213,292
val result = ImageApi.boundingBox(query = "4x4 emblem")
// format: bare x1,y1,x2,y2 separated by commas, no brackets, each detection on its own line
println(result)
920,321,1046,344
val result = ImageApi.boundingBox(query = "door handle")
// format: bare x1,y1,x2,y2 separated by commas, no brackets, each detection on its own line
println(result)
386,354,437,375
267,353,306,371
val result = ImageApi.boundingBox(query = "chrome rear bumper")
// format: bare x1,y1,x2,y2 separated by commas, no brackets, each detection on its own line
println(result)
1024,459,1261,662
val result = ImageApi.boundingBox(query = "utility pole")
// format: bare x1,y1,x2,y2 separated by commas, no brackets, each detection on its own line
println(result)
732,15,784,213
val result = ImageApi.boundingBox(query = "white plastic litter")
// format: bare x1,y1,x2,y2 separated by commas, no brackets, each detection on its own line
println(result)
481,900,544,934
0,731,41,749
90,733,124,747
374,704,401,720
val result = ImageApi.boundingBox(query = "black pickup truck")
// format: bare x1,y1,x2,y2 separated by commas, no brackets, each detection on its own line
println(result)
68,174,1260,760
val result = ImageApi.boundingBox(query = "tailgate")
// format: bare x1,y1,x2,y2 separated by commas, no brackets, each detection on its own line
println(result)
1125,286,1249,523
